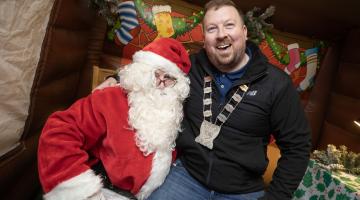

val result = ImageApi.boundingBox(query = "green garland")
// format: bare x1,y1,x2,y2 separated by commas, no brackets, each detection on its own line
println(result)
245,6,275,44
312,144,360,176
264,32,306,66
89,0,118,25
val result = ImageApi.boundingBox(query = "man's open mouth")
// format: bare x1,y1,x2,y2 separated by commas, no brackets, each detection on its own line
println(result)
216,44,231,50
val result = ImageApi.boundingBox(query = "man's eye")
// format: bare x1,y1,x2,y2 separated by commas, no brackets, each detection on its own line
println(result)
207,27,216,32
225,24,235,28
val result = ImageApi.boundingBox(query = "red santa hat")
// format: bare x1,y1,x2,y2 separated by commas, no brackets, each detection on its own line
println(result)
132,38,191,76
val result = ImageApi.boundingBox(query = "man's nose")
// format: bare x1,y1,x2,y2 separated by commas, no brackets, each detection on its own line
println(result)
216,26,227,39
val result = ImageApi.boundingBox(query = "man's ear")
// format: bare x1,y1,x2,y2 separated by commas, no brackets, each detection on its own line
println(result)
243,25,248,40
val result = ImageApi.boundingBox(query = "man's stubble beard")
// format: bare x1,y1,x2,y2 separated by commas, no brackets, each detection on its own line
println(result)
207,45,246,72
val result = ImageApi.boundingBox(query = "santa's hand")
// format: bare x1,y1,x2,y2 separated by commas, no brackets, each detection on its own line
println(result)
92,77,119,93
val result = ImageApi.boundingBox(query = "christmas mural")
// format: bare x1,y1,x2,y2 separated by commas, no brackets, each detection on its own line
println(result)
91,0,205,59
90,1,327,98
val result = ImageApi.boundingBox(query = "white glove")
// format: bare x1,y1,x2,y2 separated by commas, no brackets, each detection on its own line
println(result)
92,77,119,92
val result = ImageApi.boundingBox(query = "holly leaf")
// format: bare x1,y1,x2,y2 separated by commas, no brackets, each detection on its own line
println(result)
302,171,313,188
323,171,332,187
293,189,305,198
316,183,326,192
309,195,318,200
328,189,335,198
335,193,351,200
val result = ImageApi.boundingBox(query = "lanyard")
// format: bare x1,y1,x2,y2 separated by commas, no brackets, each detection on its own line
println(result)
195,76,249,149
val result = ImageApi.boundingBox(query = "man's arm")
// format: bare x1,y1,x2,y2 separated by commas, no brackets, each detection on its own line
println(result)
264,76,311,200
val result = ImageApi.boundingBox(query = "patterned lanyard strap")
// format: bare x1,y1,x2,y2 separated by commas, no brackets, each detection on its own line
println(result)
203,76,249,125
195,76,249,149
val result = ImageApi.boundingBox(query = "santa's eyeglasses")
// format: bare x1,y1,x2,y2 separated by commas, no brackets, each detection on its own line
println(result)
155,70,177,88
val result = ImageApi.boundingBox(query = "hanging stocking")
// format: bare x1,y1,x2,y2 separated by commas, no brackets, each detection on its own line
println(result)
115,1,139,45
284,43,301,75
298,47,318,91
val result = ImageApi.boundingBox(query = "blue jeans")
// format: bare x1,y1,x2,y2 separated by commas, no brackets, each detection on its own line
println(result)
147,159,264,200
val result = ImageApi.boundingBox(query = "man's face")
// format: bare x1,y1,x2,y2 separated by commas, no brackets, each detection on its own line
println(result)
203,5,248,72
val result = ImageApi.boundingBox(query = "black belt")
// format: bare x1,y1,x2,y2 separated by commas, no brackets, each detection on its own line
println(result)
92,161,137,200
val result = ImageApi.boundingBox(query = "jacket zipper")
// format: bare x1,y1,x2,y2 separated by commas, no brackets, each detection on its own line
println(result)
204,69,267,186
206,151,214,185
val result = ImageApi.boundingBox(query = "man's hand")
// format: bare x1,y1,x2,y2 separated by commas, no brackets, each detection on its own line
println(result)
92,77,119,93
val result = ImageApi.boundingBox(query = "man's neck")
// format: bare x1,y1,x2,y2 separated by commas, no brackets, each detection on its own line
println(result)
220,53,249,73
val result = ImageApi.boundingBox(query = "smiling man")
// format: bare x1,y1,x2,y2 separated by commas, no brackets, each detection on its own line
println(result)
147,0,311,200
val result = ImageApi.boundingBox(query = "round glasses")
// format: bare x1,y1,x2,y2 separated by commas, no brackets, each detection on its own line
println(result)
155,70,177,88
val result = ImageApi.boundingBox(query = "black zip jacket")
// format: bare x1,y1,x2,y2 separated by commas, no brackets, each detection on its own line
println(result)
176,41,311,200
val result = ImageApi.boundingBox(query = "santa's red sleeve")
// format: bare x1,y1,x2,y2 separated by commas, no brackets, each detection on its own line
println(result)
38,90,108,200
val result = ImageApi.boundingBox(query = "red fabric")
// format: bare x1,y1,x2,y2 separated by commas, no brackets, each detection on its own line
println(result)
38,87,154,194
142,38,191,74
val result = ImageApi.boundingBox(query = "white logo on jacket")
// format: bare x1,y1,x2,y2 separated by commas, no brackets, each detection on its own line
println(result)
247,90,257,96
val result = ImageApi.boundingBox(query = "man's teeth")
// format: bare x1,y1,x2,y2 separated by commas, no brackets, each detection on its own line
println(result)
217,44,230,49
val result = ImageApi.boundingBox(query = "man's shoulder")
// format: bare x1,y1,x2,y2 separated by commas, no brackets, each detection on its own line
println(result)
267,64,291,81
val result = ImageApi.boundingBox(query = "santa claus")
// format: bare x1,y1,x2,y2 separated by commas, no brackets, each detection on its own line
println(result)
37,38,191,200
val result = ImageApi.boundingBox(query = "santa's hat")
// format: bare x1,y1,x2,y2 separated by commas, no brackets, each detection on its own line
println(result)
132,38,191,76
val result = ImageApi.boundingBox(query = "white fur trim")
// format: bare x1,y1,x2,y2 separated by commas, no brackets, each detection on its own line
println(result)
132,50,185,79
284,67,291,75
101,188,130,200
152,5,171,15
287,43,299,50
136,151,172,200
44,169,103,200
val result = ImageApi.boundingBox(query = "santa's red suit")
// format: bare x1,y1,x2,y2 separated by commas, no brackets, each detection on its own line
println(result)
39,87,167,197
37,38,191,200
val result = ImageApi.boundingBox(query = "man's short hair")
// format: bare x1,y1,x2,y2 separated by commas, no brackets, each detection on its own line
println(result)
204,0,245,24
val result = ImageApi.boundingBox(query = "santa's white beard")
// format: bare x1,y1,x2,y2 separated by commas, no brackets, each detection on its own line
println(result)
119,62,190,156
127,88,184,155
